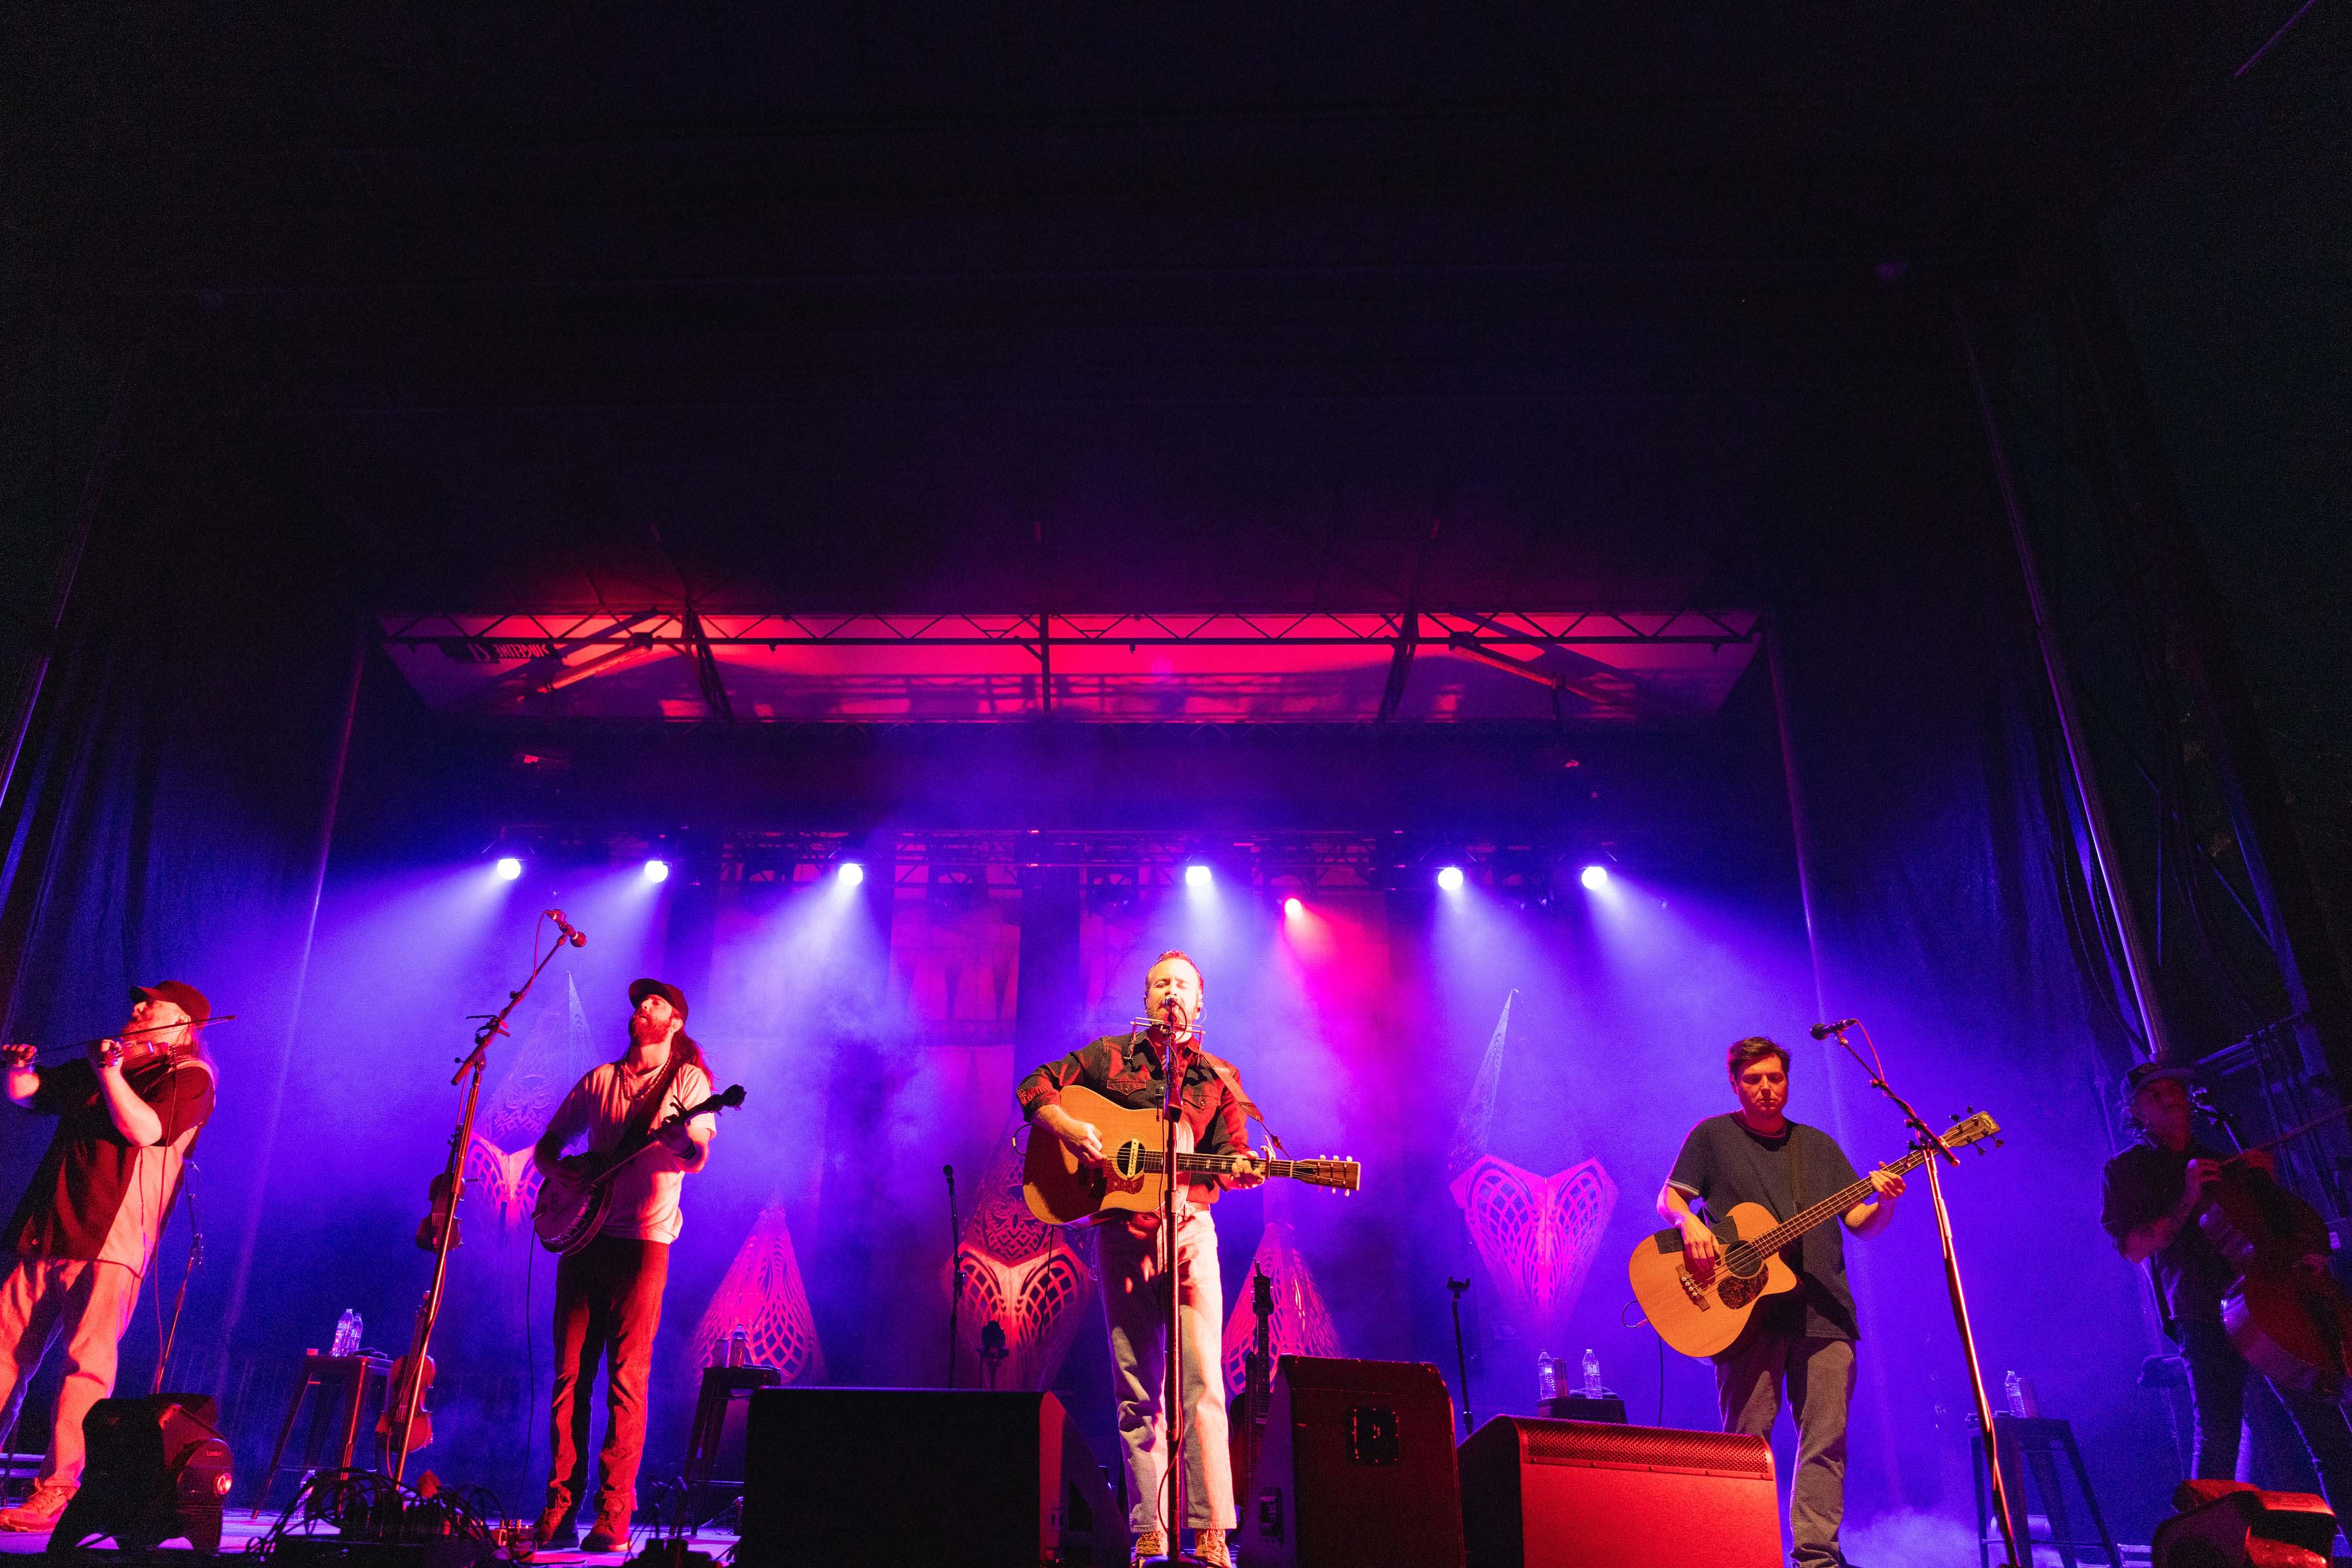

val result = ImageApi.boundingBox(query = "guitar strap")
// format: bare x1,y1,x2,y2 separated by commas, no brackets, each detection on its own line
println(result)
1786,1127,1808,1264
617,1053,687,1153
1200,1051,1288,1157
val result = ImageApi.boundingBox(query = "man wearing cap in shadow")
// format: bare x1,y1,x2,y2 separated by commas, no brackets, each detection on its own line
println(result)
0,981,216,1533
531,979,717,1553
2102,1060,2352,1512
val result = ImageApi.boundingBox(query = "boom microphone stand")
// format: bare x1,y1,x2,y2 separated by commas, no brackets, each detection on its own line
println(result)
1825,1022,2021,1568
390,918,579,1489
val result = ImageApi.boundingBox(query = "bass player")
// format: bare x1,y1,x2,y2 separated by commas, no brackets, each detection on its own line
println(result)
1017,951,1266,1568
530,979,716,1552
2100,1061,2352,1512
1657,1035,1903,1568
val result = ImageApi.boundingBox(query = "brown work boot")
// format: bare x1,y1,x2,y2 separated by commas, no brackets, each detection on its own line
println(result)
1194,1526,1233,1567
0,1482,75,1533
1128,1528,1167,1565
580,1508,632,1554
534,1504,578,1549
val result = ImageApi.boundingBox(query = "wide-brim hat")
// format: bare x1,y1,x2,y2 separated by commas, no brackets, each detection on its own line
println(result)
628,977,689,1021
131,981,211,1026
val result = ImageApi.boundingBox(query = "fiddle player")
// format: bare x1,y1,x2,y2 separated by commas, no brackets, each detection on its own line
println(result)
2101,1061,2352,1509
0,983,217,1533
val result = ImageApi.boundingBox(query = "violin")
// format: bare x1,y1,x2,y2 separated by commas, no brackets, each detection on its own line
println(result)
414,1171,461,1252
378,1303,438,1458
2197,1148,2352,1398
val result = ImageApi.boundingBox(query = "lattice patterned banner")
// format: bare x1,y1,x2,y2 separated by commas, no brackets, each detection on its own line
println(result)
1220,1220,1343,1396
685,1203,826,1385
953,1122,1097,1390
465,972,596,1227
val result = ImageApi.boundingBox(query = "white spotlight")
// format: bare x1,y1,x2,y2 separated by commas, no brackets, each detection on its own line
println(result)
495,857,523,881
643,858,670,883
1437,865,1465,892
1580,864,1610,890
838,861,866,887
1184,864,1213,890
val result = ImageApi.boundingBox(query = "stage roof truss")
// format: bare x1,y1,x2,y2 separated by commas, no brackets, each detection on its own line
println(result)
383,608,1759,725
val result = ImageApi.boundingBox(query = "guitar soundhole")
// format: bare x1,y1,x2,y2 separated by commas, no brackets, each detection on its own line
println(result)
1113,1142,1148,1180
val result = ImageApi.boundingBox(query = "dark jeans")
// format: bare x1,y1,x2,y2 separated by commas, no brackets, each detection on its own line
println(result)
2181,1319,2352,1514
1717,1330,1855,1568
546,1235,670,1524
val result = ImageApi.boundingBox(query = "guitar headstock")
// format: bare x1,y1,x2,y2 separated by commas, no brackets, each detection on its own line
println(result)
1929,1110,2001,1154
1294,1158,1362,1194
710,1084,747,1111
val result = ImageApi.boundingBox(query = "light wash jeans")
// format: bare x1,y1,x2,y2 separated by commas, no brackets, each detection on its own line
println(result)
1098,1209,1233,1535
0,1256,144,1486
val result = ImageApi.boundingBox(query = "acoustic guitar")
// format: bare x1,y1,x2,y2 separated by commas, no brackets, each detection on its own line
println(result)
532,1083,746,1254
1021,1084,1360,1226
1628,1111,2001,1358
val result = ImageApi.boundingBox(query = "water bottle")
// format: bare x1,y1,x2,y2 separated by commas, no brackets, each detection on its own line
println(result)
1536,1350,1558,1403
2003,1369,2029,1418
727,1326,749,1369
331,1309,362,1358
1581,1348,1603,1399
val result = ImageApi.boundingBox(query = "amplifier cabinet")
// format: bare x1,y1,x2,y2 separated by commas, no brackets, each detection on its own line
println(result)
1245,1356,1465,1568
1458,1416,1780,1568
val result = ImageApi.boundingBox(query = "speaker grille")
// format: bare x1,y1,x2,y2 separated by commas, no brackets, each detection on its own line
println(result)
1516,1419,1774,1480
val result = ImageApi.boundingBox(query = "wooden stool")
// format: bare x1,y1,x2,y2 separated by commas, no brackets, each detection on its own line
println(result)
681,1365,783,1524
1972,1412,2122,1568
253,1351,394,1513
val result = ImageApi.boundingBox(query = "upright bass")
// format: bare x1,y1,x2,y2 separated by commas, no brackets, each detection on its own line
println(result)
2198,1122,2352,1398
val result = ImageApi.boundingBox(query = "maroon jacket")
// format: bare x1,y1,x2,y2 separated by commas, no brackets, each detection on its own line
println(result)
1017,1030,1252,1203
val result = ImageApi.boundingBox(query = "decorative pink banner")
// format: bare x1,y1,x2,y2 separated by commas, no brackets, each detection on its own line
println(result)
1449,1154,1618,1337
685,1203,826,1385
1220,1219,1343,1396
953,1123,1097,1390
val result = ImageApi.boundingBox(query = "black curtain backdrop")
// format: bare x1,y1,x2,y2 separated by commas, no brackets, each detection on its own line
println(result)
0,348,367,1449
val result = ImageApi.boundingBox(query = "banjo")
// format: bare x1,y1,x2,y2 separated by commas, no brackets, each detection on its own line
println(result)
532,1081,746,1254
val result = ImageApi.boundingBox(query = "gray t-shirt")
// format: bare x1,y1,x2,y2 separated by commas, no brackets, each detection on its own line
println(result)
1668,1113,1863,1343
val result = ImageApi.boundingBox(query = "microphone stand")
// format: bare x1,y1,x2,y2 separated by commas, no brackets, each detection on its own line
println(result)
1154,1004,1199,1567
1446,1277,1475,1437
1827,1025,2021,1568
390,932,570,1490
944,1164,960,1389
152,1163,203,1396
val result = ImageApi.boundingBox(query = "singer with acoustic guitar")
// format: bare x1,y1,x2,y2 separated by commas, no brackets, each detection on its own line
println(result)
1017,951,1267,1568
529,978,717,1553
1654,1036,1904,1568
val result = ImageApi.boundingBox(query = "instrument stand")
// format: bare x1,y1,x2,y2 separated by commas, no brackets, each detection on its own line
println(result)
944,1164,960,1389
1830,1028,2023,1568
389,934,570,1490
1154,1015,1201,1567
1446,1277,1475,1436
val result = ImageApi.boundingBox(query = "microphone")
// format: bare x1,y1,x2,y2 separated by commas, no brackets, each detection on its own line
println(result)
1810,1018,1858,1040
544,909,587,948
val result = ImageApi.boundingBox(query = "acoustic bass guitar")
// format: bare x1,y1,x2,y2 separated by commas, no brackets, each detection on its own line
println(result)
1629,1111,2001,1358
1022,1084,1360,1225
532,1083,746,1254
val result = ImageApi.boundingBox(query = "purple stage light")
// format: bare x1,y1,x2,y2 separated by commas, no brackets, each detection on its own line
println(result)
1283,895,1304,918
1437,865,1465,892
1580,864,1609,890
1184,864,1213,890
495,856,523,881
837,861,866,887
643,858,670,883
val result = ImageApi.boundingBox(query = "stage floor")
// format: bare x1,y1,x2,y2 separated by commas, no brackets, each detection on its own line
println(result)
0,1513,736,1563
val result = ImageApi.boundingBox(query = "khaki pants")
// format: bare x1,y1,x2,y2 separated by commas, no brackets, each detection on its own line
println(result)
0,1256,144,1486
1100,1210,1232,1535
1717,1330,1855,1568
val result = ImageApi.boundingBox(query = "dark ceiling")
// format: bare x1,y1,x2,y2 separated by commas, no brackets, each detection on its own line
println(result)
4,3,2300,619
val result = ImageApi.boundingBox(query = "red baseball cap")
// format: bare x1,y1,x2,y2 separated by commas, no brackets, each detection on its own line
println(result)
131,981,212,1026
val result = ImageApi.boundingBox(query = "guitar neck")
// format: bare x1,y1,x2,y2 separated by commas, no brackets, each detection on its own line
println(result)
1147,1151,1313,1182
1742,1145,1930,1257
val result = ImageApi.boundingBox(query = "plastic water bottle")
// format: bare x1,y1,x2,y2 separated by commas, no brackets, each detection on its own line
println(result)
331,1309,362,1358
1581,1348,1603,1399
727,1326,749,1368
1536,1350,1558,1403
2003,1369,2029,1418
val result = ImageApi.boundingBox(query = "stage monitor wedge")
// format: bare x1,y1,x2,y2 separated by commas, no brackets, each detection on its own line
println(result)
1245,1356,1465,1568
736,1388,1119,1567
1458,1414,1779,1568
49,1393,233,1554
